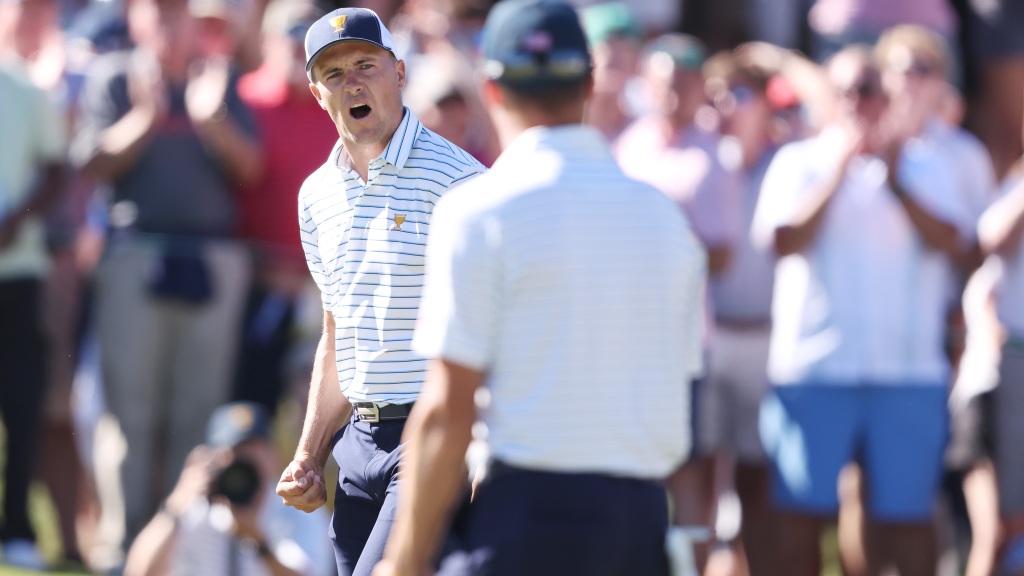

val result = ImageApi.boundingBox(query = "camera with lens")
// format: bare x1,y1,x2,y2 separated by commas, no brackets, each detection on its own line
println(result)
209,458,261,506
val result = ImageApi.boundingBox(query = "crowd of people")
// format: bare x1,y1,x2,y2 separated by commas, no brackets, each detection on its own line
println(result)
1,0,1023,574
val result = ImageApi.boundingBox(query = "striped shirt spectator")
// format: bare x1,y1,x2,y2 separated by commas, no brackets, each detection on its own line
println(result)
298,107,485,405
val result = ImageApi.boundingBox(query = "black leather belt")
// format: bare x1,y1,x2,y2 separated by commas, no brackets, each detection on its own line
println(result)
353,402,415,423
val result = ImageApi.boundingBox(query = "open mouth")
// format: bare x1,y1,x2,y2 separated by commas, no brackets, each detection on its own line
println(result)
350,104,371,119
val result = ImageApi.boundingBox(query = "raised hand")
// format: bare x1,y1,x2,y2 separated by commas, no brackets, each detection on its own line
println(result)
185,56,230,125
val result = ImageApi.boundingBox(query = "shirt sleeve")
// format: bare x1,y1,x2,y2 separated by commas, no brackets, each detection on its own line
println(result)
32,88,66,163
413,191,501,371
899,144,966,232
298,186,333,310
687,155,743,249
751,142,808,252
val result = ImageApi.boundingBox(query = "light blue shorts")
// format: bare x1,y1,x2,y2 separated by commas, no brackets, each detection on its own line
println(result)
760,383,948,522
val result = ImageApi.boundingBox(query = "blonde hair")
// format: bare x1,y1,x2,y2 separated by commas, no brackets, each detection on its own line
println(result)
875,24,949,78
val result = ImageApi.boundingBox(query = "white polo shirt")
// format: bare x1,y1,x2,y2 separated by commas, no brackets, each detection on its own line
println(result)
753,127,960,385
413,125,706,479
298,109,485,404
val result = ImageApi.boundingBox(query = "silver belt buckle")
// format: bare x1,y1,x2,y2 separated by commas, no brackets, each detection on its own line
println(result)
354,402,380,423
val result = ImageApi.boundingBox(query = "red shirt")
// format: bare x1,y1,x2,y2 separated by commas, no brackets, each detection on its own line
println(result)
238,65,339,265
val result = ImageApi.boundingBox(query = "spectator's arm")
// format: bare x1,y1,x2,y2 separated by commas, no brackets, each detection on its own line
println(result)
886,146,961,258
122,509,177,576
124,447,220,576
773,158,847,257
193,113,263,186
186,58,263,186
979,180,1024,258
81,103,162,183
706,245,731,276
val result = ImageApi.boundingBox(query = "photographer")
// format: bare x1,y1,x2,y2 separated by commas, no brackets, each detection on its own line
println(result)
124,402,333,576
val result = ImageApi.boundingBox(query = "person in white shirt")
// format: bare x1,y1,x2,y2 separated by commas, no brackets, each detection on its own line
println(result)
753,45,961,576
978,167,1024,573
372,1,706,575
124,402,333,576
273,8,485,576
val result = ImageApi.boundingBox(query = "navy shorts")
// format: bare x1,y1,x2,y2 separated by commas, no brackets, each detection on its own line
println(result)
438,463,671,576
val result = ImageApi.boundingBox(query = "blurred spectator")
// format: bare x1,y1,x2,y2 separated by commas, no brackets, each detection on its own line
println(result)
615,33,742,572
978,148,1024,574
700,43,792,576
876,26,999,576
231,0,337,419
0,2,67,570
877,24,994,261
580,2,644,142
124,402,333,576
807,0,959,70
965,0,1024,180
71,0,260,565
616,33,740,277
404,53,494,165
754,46,960,576
947,256,1003,576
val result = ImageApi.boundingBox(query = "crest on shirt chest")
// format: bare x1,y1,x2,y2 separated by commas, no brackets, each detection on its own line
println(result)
391,212,407,231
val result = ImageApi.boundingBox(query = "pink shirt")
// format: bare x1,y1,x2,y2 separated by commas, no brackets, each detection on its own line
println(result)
614,116,742,250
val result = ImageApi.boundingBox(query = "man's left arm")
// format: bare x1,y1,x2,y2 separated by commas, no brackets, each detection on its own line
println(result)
376,359,483,576
886,142,961,258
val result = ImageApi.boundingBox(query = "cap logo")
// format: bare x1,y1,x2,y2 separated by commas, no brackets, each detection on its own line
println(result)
522,31,553,54
229,405,255,431
330,15,348,33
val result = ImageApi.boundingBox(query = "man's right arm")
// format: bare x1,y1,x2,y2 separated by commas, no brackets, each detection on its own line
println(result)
276,310,352,512
979,179,1024,258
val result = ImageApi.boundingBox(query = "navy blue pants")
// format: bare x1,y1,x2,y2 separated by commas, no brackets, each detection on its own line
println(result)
0,279,47,544
438,464,671,576
330,416,404,576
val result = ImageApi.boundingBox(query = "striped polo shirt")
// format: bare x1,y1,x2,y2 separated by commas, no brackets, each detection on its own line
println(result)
299,109,486,404
414,125,707,478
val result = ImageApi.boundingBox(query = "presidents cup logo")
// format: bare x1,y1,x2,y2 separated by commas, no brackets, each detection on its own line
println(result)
330,15,347,33
392,213,407,231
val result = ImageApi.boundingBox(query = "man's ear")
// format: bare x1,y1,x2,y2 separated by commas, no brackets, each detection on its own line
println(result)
309,82,328,111
481,78,505,108
395,59,406,91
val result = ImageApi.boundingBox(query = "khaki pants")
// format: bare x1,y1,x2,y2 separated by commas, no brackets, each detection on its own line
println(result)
92,238,249,551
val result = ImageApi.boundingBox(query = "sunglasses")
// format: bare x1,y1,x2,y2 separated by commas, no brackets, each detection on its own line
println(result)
838,77,883,99
901,59,940,78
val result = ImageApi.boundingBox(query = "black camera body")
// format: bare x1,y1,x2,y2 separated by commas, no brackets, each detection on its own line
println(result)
210,458,261,506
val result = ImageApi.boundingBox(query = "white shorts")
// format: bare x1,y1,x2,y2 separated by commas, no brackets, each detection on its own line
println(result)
697,323,771,463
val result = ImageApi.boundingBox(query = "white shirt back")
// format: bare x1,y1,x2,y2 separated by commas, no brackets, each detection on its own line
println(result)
414,125,706,479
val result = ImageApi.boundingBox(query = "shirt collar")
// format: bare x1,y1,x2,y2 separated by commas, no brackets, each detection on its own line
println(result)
330,107,423,174
493,124,609,170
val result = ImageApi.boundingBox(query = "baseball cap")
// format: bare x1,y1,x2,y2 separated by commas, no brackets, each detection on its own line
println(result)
304,7,396,81
644,33,707,71
581,3,643,46
206,402,271,448
481,0,592,90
